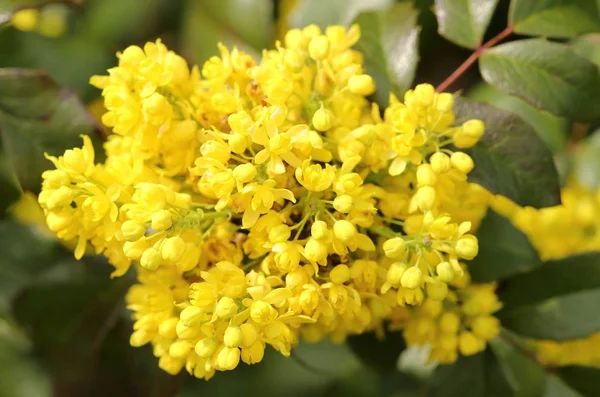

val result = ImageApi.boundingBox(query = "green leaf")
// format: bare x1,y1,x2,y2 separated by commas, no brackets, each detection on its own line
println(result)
479,39,600,121
489,336,546,397
468,210,541,282
573,130,600,190
468,83,569,154
287,0,393,30
0,335,52,397
0,150,21,216
181,0,273,65
354,2,420,104
0,69,100,192
453,97,561,208
555,366,600,396
347,331,406,373
509,0,600,38
545,374,583,397
433,0,499,49
572,33,600,66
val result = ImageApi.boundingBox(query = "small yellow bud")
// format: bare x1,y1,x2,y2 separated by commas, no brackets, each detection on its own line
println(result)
439,312,460,333
436,261,454,283
330,264,350,284
123,239,147,260
268,224,291,244
177,244,201,272
414,84,435,106
426,280,448,300
386,262,407,286
169,340,192,358
233,163,257,184
455,235,479,260
180,306,203,326
224,326,243,348
430,152,451,174
450,152,474,173
383,237,406,259
312,106,334,131
158,318,178,339
471,316,500,340
201,140,230,163
333,195,353,213
151,209,172,231
415,186,436,211
416,164,436,187
46,186,74,209
284,28,305,49
129,330,151,347
161,236,186,264
458,331,485,356
400,266,423,289
241,342,265,365
195,338,217,358
299,289,319,313
308,35,330,60
121,220,146,241
140,247,161,270
304,238,328,263
11,9,39,32
455,119,485,148
348,74,375,96
214,296,238,319
311,220,329,240
333,220,356,242
240,323,259,347
435,92,454,112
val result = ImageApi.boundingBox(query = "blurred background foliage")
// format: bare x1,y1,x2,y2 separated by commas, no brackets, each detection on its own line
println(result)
0,0,599,396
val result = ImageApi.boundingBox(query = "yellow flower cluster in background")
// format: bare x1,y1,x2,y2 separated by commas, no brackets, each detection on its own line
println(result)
494,182,600,367
38,25,497,379
11,5,68,38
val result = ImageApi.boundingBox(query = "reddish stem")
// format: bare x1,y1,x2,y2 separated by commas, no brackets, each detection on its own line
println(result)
436,26,514,92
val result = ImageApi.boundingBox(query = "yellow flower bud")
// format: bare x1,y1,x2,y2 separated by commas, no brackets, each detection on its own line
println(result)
224,326,243,348
214,297,237,319
439,333,458,351
311,220,329,240
284,28,305,49
439,312,460,333
435,92,454,112
177,243,200,272
471,315,500,340
330,264,350,284
12,9,39,31
458,331,485,356
151,209,172,231
333,195,353,213
455,235,479,260
250,301,276,324
140,247,161,270
312,106,334,131
386,262,407,286
426,280,448,300
161,236,186,264
240,323,259,347
308,35,330,60
430,152,451,174
46,186,74,209
415,186,436,211
436,261,454,283
123,239,147,260
450,152,474,173
195,338,217,358
233,163,257,184
157,318,178,339
304,238,328,263
241,342,265,365
414,84,435,106
299,289,319,313
130,330,151,347
180,305,203,326
268,224,291,243
383,237,406,259
201,140,230,163
400,266,423,289
333,220,356,242
169,340,192,358
416,164,436,187
454,119,485,148
348,74,375,96
121,220,146,241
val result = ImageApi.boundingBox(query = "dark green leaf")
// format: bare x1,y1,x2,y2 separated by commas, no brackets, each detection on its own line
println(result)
0,150,21,216
454,97,561,208
469,210,541,282
555,366,600,396
479,39,600,121
468,83,569,154
509,0,600,38
0,69,100,192
287,0,393,29
181,0,273,65
573,129,600,190
499,252,600,310
572,33,600,66
434,0,499,49
347,331,406,373
354,2,420,104
545,374,583,397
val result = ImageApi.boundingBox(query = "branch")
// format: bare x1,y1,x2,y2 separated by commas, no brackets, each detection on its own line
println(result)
436,26,513,93
499,328,553,373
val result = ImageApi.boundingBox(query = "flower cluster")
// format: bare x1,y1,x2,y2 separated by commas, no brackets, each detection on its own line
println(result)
11,5,68,37
493,181,600,366
39,25,495,379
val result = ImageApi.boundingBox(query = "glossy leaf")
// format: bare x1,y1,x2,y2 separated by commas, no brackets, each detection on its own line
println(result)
573,131,600,190
545,374,583,397
572,33,600,66
0,69,100,192
454,98,561,208
434,0,499,49
479,39,600,121
182,0,273,64
287,0,393,29
555,366,600,396
469,210,541,282
510,0,600,38
354,2,420,103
